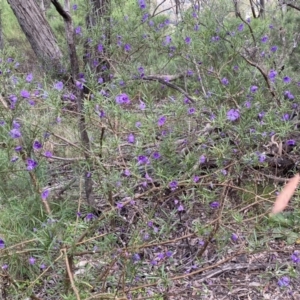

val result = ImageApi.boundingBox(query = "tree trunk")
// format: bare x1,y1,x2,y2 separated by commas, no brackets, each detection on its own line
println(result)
7,0,63,72
259,0,265,18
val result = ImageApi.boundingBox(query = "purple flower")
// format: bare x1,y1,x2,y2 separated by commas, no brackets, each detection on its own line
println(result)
26,158,38,171
0,239,5,249
169,181,178,191
33,140,42,150
210,201,219,209
75,26,82,35
177,204,184,212
139,100,146,110
142,13,149,22
138,155,149,165
29,257,36,265
282,113,290,121
268,69,277,81
250,85,258,93
40,264,46,270
211,35,220,42
138,0,146,9
166,251,173,257
258,112,265,120
76,80,85,90
41,189,49,201
124,169,131,176
164,35,172,46
124,44,131,52
128,133,135,143
152,152,161,159
185,36,191,44
54,81,63,91
132,253,141,262
158,116,166,126
116,202,124,209
116,93,130,104
97,43,104,53
270,45,278,52
199,155,206,164
193,175,200,183
221,169,227,175
85,213,96,221
44,151,53,158
11,156,18,163
20,89,30,98
238,23,244,31
286,139,296,146
194,24,199,31
231,233,238,242
12,121,21,129
135,121,141,128
98,77,104,84
291,251,300,263
1,264,8,270
227,109,240,121
221,77,229,85
258,153,266,163
284,90,294,100
278,276,290,287
188,107,195,114
283,76,291,84
26,73,33,82
10,128,21,139
261,35,268,43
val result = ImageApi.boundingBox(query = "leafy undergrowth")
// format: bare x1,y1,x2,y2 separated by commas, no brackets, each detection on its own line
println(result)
1,0,300,299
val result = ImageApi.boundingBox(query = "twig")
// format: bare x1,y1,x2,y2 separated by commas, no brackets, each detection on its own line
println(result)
240,54,277,101
125,250,245,292
63,248,81,300
141,75,196,102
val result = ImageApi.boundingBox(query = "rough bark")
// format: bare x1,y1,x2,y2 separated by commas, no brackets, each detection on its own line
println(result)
36,0,52,16
7,0,63,71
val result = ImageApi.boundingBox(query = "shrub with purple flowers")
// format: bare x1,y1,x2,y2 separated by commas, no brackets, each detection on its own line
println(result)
0,0,300,298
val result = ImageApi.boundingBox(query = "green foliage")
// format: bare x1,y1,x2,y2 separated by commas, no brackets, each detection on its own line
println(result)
0,0,300,298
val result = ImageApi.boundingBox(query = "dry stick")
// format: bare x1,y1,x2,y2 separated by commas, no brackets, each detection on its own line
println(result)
72,233,196,257
141,75,196,103
285,2,300,11
125,250,245,293
63,248,81,300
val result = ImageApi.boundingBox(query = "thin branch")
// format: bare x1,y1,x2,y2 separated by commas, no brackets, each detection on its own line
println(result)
63,249,81,300
240,54,277,100
51,0,71,21
249,0,257,18
285,2,300,11
141,75,196,102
